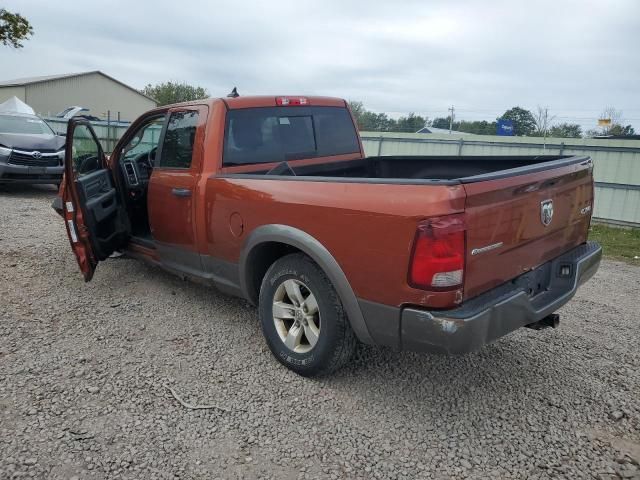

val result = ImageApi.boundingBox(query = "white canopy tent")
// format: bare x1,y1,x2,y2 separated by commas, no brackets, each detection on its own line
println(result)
0,96,36,115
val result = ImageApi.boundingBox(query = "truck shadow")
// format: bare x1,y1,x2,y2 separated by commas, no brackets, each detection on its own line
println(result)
326,331,588,420
98,252,594,423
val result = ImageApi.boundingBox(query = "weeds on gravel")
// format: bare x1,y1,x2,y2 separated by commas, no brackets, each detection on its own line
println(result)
589,224,640,265
164,384,230,412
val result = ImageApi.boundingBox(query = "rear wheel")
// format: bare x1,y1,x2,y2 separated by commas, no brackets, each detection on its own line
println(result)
259,253,356,377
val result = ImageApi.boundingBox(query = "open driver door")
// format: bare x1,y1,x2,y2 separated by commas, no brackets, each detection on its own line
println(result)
62,119,129,281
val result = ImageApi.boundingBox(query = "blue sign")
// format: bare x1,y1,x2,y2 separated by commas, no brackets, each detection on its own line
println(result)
497,119,514,136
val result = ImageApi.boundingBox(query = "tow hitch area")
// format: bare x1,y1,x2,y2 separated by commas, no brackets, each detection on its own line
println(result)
525,313,560,330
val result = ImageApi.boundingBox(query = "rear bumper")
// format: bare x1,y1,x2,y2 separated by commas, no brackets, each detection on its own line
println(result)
360,241,602,354
0,161,63,184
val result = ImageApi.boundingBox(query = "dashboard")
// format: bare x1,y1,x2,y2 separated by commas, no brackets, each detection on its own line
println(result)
120,147,156,199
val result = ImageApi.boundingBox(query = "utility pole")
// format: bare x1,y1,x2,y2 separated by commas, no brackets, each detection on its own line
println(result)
448,105,455,134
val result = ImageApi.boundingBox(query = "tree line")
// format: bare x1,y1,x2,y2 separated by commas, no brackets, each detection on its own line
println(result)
139,87,636,139
106,80,640,140
348,101,635,138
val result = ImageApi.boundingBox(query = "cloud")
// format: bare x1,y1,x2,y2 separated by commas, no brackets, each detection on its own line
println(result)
3,0,639,128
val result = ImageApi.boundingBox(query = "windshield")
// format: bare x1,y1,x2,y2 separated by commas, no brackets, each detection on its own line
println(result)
0,115,54,135
122,116,165,161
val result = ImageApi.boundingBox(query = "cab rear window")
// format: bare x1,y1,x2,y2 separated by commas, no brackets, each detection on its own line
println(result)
223,106,359,166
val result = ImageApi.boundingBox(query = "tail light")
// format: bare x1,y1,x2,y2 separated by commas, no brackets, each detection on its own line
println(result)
276,97,309,106
409,214,466,290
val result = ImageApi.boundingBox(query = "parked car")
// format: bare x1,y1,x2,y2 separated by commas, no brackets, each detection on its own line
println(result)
55,95,601,376
0,112,65,185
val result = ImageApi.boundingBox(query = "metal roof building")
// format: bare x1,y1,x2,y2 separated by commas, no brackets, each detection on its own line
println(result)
0,71,157,121
416,126,475,136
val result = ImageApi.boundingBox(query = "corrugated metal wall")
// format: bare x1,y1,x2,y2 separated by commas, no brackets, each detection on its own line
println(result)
0,86,27,103
361,132,640,227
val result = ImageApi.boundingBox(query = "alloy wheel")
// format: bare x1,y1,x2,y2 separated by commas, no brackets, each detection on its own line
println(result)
272,279,321,353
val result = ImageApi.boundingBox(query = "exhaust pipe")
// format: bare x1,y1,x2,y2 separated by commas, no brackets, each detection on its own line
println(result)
525,313,560,330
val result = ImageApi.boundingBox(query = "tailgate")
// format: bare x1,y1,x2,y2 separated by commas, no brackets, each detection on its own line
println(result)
462,157,594,300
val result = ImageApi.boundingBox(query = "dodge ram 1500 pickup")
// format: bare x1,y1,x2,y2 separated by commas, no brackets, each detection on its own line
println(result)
57,95,601,376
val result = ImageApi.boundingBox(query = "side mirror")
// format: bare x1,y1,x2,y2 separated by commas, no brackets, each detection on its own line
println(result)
58,132,66,138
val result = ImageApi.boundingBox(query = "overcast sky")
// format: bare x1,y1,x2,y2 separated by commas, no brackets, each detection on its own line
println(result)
2,0,639,129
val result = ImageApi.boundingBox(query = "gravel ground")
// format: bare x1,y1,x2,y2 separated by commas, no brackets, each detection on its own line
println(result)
1,184,639,480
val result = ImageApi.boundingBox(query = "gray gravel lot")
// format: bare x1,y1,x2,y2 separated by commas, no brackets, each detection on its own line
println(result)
1,184,639,480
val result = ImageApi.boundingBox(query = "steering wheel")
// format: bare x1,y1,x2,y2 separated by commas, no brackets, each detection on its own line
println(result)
77,154,99,175
147,146,158,166
131,148,155,172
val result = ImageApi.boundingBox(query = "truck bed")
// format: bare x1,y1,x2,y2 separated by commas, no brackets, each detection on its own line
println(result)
238,155,587,184
222,153,594,306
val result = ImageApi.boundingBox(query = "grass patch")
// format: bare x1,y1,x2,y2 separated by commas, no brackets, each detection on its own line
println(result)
589,224,640,265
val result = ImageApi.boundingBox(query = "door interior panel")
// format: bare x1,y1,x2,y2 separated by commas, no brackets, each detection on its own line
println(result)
75,169,128,260
85,189,117,223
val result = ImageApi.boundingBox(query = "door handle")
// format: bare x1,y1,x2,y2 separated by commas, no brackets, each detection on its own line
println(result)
171,188,192,197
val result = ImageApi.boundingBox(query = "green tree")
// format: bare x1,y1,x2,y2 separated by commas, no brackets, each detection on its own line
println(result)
431,117,451,130
549,123,583,138
587,107,636,137
363,111,396,131
498,107,536,136
458,120,497,135
349,101,430,132
395,113,428,132
531,106,556,137
0,8,33,48
355,110,394,131
348,100,365,125
608,124,635,136
431,116,467,132
348,101,398,132
141,81,210,106
431,117,497,135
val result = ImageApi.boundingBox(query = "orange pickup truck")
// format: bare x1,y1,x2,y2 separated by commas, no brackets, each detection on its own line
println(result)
57,95,601,376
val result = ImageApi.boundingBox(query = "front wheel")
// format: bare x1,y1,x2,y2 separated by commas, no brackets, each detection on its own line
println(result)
259,253,357,377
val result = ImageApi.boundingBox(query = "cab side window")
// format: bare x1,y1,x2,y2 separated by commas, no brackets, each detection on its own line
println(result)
158,111,199,169
71,124,102,177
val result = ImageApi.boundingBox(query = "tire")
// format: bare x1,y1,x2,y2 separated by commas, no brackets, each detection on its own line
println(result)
258,253,357,377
